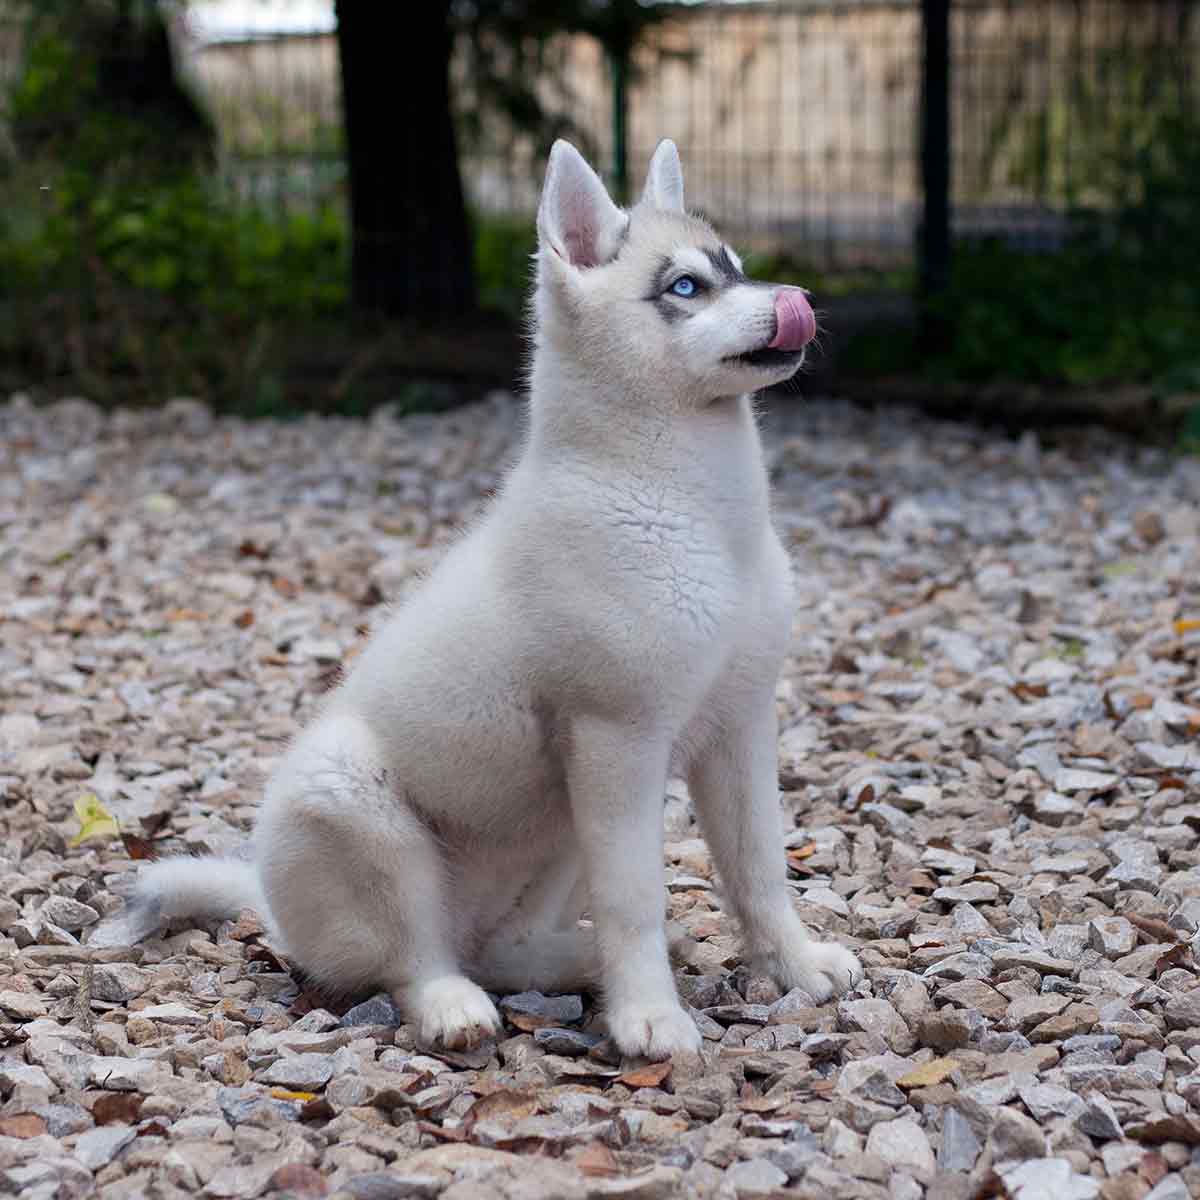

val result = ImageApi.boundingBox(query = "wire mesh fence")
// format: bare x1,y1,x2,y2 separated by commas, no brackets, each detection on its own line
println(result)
3,1,1195,270
0,0,1196,406
175,0,1199,274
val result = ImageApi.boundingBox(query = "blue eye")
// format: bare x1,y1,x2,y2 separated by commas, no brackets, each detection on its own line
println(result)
670,276,698,297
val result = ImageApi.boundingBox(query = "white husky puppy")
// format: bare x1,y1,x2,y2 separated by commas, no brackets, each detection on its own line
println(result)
116,139,862,1059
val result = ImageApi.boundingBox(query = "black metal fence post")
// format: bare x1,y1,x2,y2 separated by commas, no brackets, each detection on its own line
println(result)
920,0,952,351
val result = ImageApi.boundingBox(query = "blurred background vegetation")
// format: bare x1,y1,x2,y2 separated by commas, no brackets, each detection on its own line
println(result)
0,0,1197,440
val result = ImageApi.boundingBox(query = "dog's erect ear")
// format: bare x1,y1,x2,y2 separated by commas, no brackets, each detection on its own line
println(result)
537,140,626,269
641,139,685,213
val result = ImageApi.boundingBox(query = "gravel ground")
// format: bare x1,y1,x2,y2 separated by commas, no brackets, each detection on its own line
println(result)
3,391,1200,1200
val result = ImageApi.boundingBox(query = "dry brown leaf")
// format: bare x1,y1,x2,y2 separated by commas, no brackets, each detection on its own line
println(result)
272,576,299,597
93,1092,144,1125
1010,682,1049,702
739,1095,788,1114
227,909,265,941
575,1141,621,1177
246,943,289,972
268,1164,328,1197
1156,775,1189,791
897,1057,960,1089
1127,913,1181,944
506,1012,557,1032
848,783,874,810
0,1113,47,1138
1154,942,1193,976
165,607,208,622
238,540,271,560
233,609,255,629
619,1060,672,1089
1140,1151,1170,1186
787,843,817,871
1123,1108,1200,1147
122,833,161,862
464,1089,538,1128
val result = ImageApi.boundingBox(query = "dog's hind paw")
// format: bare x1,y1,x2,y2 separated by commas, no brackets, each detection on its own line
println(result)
606,1002,701,1061
408,976,501,1051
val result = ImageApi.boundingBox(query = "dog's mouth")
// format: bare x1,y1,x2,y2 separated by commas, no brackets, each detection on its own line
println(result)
723,345,806,370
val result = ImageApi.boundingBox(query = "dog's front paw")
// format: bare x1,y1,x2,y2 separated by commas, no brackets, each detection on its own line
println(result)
408,976,501,1050
776,940,863,1003
607,1003,701,1060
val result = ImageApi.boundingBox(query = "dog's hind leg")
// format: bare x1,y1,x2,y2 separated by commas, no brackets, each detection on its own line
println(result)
473,848,597,992
257,712,500,1049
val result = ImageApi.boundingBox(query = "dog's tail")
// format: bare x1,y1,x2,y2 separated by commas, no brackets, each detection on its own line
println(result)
91,854,267,947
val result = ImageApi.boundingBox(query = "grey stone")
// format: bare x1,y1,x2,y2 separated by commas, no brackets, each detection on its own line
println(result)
499,991,583,1024
1016,1082,1080,1121
937,1107,981,1172
138,1001,206,1026
861,803,916,838
0,989,48,1019
989,949,1075,976
865,1116,935,1181
533,1027,602,1056
1164,990,1200,1031
216,1085,303,1126
73,1124,137,1169
1053,768,1117,794
91,962,151,1003
997,1158,1099,1200
987,1107,1046,1160
836,998,911,1051
922,953,994,982
1074,1092,1122,1140
723,1158,789,1196
344,1173,446,1200
86,1055,169,1091
340,993,405,1027
259,1052,336,1091
932,882,1000,905
40,896,100,931
1086,916,1137,958
1144,1176,1190,1200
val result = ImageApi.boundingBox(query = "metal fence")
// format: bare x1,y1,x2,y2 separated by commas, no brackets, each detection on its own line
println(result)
159,0,1199,275
2,0,1197,274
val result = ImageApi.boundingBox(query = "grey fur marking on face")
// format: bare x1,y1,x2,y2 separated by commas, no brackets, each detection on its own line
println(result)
654,297,688,324
704,246,745,285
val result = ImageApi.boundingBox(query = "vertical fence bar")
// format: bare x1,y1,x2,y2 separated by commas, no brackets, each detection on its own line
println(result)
610,42,629,204
920,0,951,348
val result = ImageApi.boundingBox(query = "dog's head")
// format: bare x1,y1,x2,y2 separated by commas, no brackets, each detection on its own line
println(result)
533,139,815,405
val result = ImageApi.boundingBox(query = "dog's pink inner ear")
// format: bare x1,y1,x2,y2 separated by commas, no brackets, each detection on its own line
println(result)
539,141,622,270
563,226,600,269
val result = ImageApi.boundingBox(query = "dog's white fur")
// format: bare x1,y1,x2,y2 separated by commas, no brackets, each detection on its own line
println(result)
117,140,862,1058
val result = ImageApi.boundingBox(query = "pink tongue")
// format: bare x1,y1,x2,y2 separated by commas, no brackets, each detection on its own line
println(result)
768,288,816,350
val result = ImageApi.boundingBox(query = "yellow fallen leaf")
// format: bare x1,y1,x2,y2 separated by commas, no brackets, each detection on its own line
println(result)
69,793,119,847
269,1089,317,1102
1175,619,1200,636
897,1057,960,1089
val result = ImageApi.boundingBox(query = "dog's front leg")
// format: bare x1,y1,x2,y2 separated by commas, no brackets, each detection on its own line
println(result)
689,690,863,1001
568,716,701,1060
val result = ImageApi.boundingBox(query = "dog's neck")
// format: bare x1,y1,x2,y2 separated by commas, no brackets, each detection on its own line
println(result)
525,339,757,470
